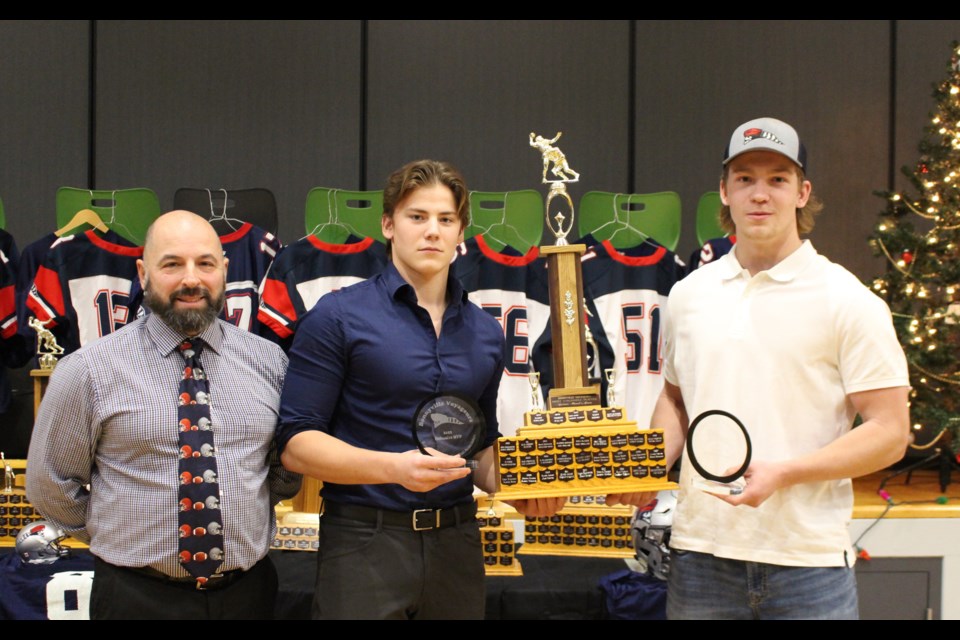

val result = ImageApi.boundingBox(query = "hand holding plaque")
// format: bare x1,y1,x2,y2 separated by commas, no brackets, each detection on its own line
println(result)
412,392,486,470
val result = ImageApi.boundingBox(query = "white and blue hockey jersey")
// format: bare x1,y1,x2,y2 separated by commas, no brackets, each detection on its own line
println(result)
257,234,387,350
580,236,685,428
452,235,551,436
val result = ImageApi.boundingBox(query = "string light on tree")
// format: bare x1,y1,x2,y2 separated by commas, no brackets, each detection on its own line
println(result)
869,41,960,457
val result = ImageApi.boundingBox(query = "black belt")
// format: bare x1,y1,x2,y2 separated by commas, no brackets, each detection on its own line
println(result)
322,501,477,531
124,564,247,591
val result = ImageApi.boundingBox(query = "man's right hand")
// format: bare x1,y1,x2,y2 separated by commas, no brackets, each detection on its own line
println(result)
393,448,472,493
604,491,659,509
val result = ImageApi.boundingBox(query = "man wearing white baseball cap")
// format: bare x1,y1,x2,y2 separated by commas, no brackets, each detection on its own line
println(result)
648,116,911,619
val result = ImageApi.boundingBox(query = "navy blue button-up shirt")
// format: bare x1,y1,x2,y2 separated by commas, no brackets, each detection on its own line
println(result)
277,262,504,511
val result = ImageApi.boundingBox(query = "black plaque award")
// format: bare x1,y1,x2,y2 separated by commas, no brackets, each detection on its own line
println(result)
412,392,486,470
685,410,752,496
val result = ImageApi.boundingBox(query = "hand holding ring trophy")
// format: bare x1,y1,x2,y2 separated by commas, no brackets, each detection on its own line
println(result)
492,133,678,503
685,410,752,496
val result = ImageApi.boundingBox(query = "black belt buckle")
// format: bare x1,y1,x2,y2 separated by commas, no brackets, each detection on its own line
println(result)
413,508,440,531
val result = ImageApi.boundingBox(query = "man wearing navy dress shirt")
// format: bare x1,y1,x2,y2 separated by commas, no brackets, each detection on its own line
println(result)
278,159,563,620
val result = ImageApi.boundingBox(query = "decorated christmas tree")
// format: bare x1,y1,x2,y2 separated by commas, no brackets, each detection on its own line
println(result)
869,41,960,457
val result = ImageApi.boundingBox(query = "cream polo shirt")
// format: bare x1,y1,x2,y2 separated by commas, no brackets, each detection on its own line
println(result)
663,240,909,567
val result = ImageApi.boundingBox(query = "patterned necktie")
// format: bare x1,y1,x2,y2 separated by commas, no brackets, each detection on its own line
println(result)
176,338,224,587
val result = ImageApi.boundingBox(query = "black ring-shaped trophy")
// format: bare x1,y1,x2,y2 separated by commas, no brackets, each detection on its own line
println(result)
685,409,752,496
412,392,486,470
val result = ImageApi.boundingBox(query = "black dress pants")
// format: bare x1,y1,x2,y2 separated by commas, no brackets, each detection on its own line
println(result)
312,507,485,619
90,555,278,620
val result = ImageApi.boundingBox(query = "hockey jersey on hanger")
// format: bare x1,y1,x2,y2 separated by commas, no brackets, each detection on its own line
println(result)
0,231,19,342
452,235,551,436
257,234,387,350
219,222,281,333
0,230,22,414
27,229,142,355
16,233,57,343
579,235,685,428
12,233,58,370
686,235,736,276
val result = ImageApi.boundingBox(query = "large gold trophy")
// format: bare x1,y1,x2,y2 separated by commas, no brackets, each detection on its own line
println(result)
492,133,677,503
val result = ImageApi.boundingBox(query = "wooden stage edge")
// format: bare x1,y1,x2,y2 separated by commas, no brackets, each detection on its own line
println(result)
853,469,960,520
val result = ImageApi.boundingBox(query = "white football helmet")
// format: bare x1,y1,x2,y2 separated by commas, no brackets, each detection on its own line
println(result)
15,521,71,565
631,490,676,581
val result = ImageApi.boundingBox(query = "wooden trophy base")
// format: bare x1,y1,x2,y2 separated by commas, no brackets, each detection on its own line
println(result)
477,496,523,576
30,368,52,420
519,498,636,558
272,477,323,552
494,405,678,500
271,505,320,552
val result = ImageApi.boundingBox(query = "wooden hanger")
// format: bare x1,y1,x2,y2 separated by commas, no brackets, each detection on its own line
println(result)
55,208,109,237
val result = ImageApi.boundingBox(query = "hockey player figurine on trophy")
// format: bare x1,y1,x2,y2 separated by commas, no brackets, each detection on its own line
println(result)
28,316,64,370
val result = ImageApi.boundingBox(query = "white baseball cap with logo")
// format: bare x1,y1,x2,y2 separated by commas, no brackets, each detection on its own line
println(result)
723,117,807,171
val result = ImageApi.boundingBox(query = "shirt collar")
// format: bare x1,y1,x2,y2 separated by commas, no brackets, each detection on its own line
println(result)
718,239,817,283
145,312,225,357
382,261,468,308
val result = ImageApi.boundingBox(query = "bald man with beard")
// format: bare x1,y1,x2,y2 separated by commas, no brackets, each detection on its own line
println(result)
28,211,300,619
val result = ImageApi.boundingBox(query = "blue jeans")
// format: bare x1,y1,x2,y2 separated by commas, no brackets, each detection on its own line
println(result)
667,549,859,620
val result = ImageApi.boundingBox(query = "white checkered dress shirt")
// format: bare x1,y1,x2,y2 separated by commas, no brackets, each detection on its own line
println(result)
27,314,301,577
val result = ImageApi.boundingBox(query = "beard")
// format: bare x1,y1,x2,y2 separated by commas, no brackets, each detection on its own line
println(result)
144,279,225,336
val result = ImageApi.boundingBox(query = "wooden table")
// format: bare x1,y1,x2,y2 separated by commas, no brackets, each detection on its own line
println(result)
853,468,960,518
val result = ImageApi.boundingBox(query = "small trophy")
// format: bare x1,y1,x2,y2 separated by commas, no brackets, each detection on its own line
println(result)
28,316,64,370
528,368,544,412
530,131,579,246
604,368,617,408
2,452,14,494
